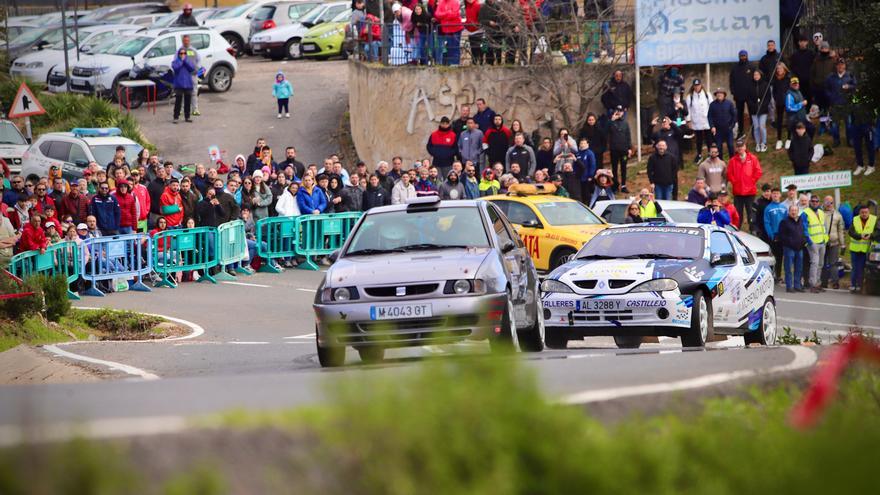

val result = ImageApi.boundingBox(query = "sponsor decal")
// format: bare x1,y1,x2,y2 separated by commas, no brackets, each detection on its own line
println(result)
599,227,702,236
544,299,575,309
678,294,694,308
625,300,667,308
671,318,690,325
683,266,705,282
523,235,541,259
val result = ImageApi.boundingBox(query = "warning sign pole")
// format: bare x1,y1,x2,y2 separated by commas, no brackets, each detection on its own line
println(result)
24,117,32,143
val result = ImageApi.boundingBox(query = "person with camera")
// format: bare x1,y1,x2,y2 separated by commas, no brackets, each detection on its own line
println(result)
607,106,633,193
697,192,731,228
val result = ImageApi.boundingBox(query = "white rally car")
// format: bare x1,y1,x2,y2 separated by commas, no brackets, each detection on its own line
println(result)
541,223,777,349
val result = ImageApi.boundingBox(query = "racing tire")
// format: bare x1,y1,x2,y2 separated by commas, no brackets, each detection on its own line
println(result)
550,247,577,271
207,65,233,93
285,38,302,60
317,344,345,368
517,289,545,352
544,327,569,349
357,346,385,364
613,335,642,349
680,291,714,348
490,293,519,354
744,298,777,346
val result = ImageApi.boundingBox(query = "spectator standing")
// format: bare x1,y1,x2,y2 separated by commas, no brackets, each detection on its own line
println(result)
771,63,792,150
129,170,150,231
759,40,782,80
60,184,91,225
272,71,293,119
578,113,607,168
753,183,773,239
0,214,18,268
785,77,813,139
601,70,633,116
778,204,807,293
788,36,815,102
473,98,496,132
788,122,813,175
802,195,829,293
438,170,466,200
296,175,328,215
718,191,740,228
89,182,121,235
697,144,727,193
173,3,199,26
278,147,305,180
810,41,835,123
478,169,499,196
181,35,202,117
252,172,274,220
764,187,787,279
729,50,754,138
506,133,536,176
341,175,364,212
589,170,615,208
686,78,712,164
179,177,200,224
362,175,391,210
821,195,846,289
462,164,479,199
746,69,771,152
825,59,856,148
18,214,48,254
727,140,763,228
606,106,632,193
637,188,663,219
434,0,463,65
575,138,596,203
452,104,472,136
458,118,484,168
483,115,512,169
657,66,684,118
849,94,876,177
848,204,877,293
686,178,709,206
112,179,138,234
463,0,483,64
275,183,302,217
171,47,196,123
651,115,684,171
697,193,731,227
646,140,677,201
391,173,417,204
707,88,737,159
426,117,459,175
159,179,185,228
558,162,582,200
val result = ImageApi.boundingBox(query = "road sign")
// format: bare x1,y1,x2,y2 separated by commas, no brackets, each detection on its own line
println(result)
7,82,46,119
780,171,852,191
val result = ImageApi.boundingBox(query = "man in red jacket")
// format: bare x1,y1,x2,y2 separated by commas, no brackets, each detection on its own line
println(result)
727,140,763,229
60,186,91,225
18,213,48,254
463,0,483,64
129,170,151,232
434,0,463,65
112,179,139,234
159,179,185,227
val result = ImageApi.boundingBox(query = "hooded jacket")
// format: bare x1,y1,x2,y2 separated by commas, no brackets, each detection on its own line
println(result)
90,192,121,232
727,151,763,196
363,183,391,210
483,121,512,166
426,125,459,169
159,186,184,227
112,180,138,230
759,49,782,80
297,184,329,214
272,72,293,99
478,170,500,196
579,120,607,160
275,189,301,217
171,54,196,90
434,0,463,33
438,172,466,200
132,183,151,222
253,184,274,220
810,51,835,91
788,46,815,86
391,180,417,204
18,222,48,252
729,59,754,98
764,201,788,241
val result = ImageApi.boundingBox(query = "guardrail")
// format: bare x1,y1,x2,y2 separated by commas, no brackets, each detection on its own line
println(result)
214,220,251,281
8,241,81,300
80,234,152,297
256,216,299,273
151,227,218,289
256,212,363,271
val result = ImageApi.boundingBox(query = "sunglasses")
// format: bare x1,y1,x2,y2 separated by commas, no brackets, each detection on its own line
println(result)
36,188,46,191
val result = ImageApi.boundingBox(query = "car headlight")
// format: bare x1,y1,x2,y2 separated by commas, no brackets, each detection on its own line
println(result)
25,61,43,69
540,279,574,293
94,66,112,74
443,279,485,295
252,36,266,42
629,278,679,293
321,286,360,303
334,287,351,301
318,29,342,39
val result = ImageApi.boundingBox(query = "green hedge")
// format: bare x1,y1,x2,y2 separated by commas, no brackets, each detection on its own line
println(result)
0,274,71,322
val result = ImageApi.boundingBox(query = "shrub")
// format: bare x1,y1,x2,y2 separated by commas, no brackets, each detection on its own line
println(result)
31,274,71,322
0,275,43,321
71,309,161,335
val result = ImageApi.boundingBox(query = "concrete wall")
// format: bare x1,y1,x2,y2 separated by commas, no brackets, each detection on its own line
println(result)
348,60,633,168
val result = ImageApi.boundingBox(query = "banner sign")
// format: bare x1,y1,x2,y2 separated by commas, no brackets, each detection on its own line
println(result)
780,171,852,191
635,0,780,66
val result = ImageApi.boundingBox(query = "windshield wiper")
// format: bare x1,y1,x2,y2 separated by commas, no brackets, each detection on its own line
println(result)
635,254,690,260
576,254,618,260
345,248,405,256
0,141,24,145
398,243,470,251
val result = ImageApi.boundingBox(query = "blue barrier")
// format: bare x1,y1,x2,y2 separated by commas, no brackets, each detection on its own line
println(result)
80,234,153,297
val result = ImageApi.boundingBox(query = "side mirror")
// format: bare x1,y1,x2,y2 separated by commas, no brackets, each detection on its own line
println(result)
711,252,737,266
328,249,340,262
521,219,542,229
500,240,516,253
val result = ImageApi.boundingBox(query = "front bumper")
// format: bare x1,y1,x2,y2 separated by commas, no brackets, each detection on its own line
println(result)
251,41,285,57
542,291,692,333
1,156,23,174
314,292,508,348
67,76,112,97
301,38,341,57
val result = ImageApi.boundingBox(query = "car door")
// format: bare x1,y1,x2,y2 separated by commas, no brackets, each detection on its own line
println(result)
730,235,769,328
707,230,742,327
487,204,531,325
63,142,91,182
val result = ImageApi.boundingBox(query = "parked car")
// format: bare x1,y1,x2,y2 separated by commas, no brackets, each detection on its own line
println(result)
76,2,171,24
203,1,277,56
541,223,777,349
0,120,31,175
124,14,168,27
313,196,545,367
2,18,40,43
11,24,144,86
63,27,237,98
47,34,141,92
247,0,322,52
152,8,220,28
589,199,775,268
20,127,143,183
249,1,349,60
299,7,352,59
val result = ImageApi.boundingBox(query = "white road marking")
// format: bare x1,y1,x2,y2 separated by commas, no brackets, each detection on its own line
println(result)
284,341,313,344
777,317,880,331
709,337,745,348
296,288,317,293
42,345,159,380
221,281,271,288
0,416,188,448
776,298,880,311
283,333,316,339
561,346,818,405
228,341,270,345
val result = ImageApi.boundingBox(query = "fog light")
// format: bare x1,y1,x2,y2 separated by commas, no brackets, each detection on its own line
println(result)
544,309,551,320
657,308,669,319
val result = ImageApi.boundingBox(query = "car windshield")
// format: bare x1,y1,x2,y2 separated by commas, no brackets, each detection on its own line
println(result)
299,4,329,24
90,144,143,166
0,122,28,145
106,36,153,56
577,227,704,260
12,27,51,45
217,3,253,19
86,35,133,54
330,9,352,22
346,207,490,255
534,201,603,226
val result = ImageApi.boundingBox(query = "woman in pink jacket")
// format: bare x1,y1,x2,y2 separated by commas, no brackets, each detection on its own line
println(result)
433,0,463,65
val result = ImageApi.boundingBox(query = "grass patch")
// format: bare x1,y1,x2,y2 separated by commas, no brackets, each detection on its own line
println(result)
0,315,91,353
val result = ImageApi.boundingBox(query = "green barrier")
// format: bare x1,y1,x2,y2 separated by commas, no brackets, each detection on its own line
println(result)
255,216,299,273
214,220,251,281
295,212,363,271
151,227,218,288
8,241,81,300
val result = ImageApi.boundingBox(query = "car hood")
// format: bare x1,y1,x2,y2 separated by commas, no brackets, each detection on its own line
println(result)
304,21,345,38
328,248,492,287
551,258,696,293
0,145,28,155
72,54,132,69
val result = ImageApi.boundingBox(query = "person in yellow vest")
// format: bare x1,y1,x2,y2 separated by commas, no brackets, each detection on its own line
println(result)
848,204,878,293
801,194,829,293
637,188,663,220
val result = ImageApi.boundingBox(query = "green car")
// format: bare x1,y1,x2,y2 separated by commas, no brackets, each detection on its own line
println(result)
300,9,351,59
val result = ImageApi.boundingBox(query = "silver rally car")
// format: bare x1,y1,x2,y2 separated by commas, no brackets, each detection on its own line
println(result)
541,223,777,349
313,196,544,367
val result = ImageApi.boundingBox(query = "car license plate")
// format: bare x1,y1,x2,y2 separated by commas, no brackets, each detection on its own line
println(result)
253,43,262,49
303,44,316,52
577,299,622,311
370,303,432,320
71,81,87,89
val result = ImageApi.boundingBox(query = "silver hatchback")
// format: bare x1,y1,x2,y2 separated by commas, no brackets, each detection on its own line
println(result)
313,197,545,367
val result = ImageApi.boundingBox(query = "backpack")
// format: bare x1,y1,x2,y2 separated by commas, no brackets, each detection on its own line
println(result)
360,14,382,41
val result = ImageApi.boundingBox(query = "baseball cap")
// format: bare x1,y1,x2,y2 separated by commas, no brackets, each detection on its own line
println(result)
785,184,798,191
614,105,624,111
76,223,88,230
692,78,701,85
790,77,800,84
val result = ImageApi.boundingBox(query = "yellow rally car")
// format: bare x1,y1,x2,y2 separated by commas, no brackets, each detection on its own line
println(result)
483,184,608,272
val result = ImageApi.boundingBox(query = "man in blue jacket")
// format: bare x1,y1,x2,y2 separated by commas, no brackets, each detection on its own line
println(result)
89,182,121,235
707,88,737,160
697,193,731,227
172,47,196,123
473,98,497,133
763,187,788,279
825,59,857,148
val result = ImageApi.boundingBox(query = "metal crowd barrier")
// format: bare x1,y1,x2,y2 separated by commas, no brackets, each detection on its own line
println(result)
255,212,363,271
214,220,251,281
80,234,153,297
151,227,218,288
255,216,299,273
8,241,81,300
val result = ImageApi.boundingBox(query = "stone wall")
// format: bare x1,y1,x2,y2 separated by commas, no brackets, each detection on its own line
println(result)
348,60,634,168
